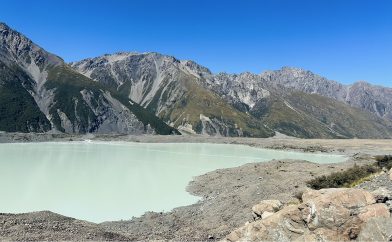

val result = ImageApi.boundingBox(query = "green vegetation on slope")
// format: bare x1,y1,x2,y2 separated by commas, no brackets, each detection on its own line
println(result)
256,91,392,138
375,155,392,170
46,65,98,132
288,92,392,138
307,155,392,189
0,62,51,132
156,73,274,137
45,65,179,135
260,94,342,138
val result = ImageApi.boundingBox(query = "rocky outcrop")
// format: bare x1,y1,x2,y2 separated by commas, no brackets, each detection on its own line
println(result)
224,188,391,242
372,187,392,203
357,217,392,241
252,200,283,220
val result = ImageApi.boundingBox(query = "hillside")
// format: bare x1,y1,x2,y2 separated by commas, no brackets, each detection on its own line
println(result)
0,23,177,135
72,53,392,138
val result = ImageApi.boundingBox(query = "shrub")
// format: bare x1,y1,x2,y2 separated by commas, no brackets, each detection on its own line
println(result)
375,155,392,170
307,164,380,190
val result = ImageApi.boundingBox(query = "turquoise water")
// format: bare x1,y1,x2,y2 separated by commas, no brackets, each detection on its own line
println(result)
0,142,345,222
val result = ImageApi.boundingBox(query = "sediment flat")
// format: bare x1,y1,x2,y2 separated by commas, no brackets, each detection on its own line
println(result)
1,132,391,155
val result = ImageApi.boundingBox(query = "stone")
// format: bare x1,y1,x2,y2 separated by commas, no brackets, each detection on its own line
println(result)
251,200,282,220
357,217,392,241
386,200,392,208
223,188,389,242
358,203,390,222
371,187,392,203
261,211,274,219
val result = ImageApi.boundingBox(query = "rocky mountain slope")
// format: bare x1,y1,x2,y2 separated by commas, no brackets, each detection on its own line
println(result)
71,53,274,137
0,23,177,135
1,22,391,138
260,67,392,120
72,53,392,138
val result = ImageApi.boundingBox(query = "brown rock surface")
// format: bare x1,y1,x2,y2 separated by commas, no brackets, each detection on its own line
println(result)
252,200,283,220
358,203,390,222
371,187,392,203
224,188,390,242
357,217,392,241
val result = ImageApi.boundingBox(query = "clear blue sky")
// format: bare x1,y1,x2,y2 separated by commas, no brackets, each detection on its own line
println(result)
1,0,391,86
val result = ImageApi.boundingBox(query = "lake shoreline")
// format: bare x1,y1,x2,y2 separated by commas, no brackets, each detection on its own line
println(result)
0,142,343,222
0,133,391,240
1,132,391,155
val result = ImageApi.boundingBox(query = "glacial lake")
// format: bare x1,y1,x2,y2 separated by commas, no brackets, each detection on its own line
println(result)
0,142,345,223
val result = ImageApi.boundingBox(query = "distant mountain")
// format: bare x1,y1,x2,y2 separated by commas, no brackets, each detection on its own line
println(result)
0,22,391,138
0,23,177,135
260,67,392,120
72,53,392,138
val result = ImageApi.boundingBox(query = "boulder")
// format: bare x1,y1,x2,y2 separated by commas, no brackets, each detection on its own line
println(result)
260,211,274,220
251,200,282,220
223,188,390,242
357,217,392,241
371,187,392,203
299,188,378,234
358,203,390,222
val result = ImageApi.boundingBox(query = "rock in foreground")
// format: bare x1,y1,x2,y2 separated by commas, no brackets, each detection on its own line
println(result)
224,188,392,242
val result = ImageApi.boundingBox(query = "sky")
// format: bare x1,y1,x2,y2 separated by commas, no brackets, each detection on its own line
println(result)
1,0,391,86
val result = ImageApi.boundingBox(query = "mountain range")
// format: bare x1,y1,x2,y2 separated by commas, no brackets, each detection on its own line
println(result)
1,22,392,138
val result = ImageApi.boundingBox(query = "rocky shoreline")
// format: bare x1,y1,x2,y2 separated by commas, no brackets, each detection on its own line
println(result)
0,133,391,241
1,132,391,155
223,187,392,241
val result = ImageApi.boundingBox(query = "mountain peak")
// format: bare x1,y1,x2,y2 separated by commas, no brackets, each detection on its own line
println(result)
0,22,63,80
281,66,304,71
180,60,212,76
0,22,10,30
280,66,311,75
354,80,370,85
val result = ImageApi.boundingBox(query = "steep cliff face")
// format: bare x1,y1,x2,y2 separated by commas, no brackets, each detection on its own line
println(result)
0,23,177,135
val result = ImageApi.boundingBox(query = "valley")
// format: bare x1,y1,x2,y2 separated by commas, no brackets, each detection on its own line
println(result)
1,22,392,138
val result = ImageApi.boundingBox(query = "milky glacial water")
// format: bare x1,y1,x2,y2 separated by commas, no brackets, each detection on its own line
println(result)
0,142,345,222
